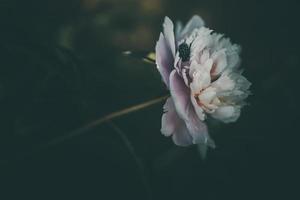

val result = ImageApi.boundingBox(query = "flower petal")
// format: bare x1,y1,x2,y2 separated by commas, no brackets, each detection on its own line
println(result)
229,71,251,91
198,87,218,112
155,33,174,88
163,16,176,57
211,105,241,123
190,95,205,121
215,36,241,70
177,15,205,41
184,109,215,147
175,21,183,39
226,44,241,70
214,71,251,104
169,70,215,147
190,59,213,93
169,70,191,121
212,71,235,92
161,98,193,146
172,127,193,147
199,87,217,106
211,49,227,77
161,98,180,137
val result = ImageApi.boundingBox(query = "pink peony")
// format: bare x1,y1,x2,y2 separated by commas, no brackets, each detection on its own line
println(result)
156,15,251,147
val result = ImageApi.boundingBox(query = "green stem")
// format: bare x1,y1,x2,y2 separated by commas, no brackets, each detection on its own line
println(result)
41,95,169,149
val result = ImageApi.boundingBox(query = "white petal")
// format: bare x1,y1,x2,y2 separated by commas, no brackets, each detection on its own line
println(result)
212,71,235,92
229,72,251,91
226,44,241,69
200,49,210,64
216,72,251,103
175,21,183,39
199,87,217,105
211,49,227,77
177,15,205,41
211,106,241,123
182,68,190,86
163,16,176,57
190,59,213,93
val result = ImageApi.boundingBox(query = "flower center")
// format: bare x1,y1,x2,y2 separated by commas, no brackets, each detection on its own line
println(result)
178,42,190,62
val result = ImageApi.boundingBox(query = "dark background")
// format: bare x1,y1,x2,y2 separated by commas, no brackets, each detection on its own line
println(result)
0,0,299,199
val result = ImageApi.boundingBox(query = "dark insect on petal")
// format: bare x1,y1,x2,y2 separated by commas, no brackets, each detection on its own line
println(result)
178,42,190,62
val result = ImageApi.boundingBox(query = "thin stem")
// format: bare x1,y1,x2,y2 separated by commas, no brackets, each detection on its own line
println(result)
41,95,169,149
108,121,152,200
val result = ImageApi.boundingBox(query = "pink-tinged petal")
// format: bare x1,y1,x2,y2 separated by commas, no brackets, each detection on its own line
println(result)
190,95,205,121
161,98,180,137
156,33,174,88
172,126,193,147
169,70,214,147
169,70,191,121
197,87,218,112
199,87,217,105
163,17,176,57
184,110,215,147
211,49,227,77
161,98,193,146
177,15,205,41
173,52,181,72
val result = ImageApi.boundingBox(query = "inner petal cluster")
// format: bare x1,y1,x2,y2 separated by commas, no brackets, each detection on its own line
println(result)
174,27,250,122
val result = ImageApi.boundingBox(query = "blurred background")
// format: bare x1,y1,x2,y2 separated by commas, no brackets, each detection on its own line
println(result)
0,0,299,199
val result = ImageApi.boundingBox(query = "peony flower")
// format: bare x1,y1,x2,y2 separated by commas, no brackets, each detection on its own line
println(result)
156,15,251,148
